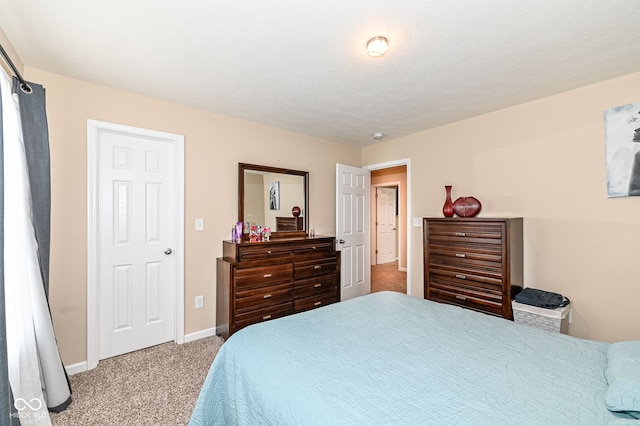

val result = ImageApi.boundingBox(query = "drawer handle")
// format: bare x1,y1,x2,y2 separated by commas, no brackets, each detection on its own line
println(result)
455,232,466,237
262,315,272,320
314,265,322,270
267,250,272,254
314,301,322,306
263,273,272,278
314,283,322,288
456,295,467,301
455,274,466,280
455,253,466,258
312,246,317,250
263,294,272,299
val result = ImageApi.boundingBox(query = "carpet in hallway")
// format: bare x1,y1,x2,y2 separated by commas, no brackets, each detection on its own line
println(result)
371,261,407,294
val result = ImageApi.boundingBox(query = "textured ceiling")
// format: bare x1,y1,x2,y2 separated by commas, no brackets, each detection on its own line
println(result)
1,1,640,147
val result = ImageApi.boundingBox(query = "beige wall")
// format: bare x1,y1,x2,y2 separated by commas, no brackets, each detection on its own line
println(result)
363,71,640,343
371,167,407,270
24,67,360,366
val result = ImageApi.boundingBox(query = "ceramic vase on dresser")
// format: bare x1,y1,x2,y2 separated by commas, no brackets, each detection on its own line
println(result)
442,185,454,217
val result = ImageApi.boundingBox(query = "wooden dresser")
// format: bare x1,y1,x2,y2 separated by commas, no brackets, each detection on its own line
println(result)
423,217,523,319
216,236,340,339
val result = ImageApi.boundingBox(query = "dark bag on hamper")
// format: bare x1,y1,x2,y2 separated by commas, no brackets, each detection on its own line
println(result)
514,288,570,309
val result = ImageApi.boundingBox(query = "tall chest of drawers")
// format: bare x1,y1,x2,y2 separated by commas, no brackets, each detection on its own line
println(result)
216,236,340,339
423,218,523,319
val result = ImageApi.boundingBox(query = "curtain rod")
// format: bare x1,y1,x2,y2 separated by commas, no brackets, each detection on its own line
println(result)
0,42,32,93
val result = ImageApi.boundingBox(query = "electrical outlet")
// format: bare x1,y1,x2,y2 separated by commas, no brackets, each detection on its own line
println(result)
412,217,422,227
195,295,204,309
195,218,204,231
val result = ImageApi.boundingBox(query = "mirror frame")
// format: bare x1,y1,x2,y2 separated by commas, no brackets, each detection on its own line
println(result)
238,163,309,237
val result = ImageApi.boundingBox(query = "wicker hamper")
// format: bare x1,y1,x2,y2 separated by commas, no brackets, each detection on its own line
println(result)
512,301,571,334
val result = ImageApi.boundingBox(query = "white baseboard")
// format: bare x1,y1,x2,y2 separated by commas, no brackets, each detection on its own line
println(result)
183,327,217,343
65,361,88,376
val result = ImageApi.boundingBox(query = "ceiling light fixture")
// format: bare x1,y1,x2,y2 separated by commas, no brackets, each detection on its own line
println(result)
367,36,388,58
373,132,384,140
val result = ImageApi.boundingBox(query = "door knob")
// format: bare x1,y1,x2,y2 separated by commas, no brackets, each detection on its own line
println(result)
337,239,345,244
164,248,173,255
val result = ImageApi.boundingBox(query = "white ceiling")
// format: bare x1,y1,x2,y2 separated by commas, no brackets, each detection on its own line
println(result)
1,1,640,147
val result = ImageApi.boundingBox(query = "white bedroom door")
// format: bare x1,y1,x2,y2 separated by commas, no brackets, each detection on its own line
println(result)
96,126,177,360
376,187,396,264
336,163,370,301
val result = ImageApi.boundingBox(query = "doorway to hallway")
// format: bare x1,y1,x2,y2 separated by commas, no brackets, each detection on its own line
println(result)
369,163,408,294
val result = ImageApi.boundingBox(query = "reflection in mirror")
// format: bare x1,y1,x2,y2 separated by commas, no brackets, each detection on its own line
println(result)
239,163,309,234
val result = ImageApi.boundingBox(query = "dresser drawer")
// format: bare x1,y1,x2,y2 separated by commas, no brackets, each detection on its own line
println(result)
428,264,502,286
236,283,293,314
429,273,503,297
235,302,294,331
293,240,334,259
429,292,503,317
428,255,503,276
428,239,503,260
427,222,504,246
238,244,292,261
428,279,503,317
294,258,337,280
294,292,338,313
236,264,293,291
294,275,338,299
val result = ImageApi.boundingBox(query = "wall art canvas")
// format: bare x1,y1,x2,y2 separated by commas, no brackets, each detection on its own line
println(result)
269,181,280,210
604,101,640,197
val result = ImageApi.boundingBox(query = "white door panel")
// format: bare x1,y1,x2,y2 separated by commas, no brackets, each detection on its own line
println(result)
97,128,176,359
336,164,370,300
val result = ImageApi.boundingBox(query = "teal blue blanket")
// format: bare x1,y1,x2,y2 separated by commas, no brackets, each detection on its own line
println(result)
191,292,635,425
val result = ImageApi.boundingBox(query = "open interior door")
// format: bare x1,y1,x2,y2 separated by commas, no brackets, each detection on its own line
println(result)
336,163,370,300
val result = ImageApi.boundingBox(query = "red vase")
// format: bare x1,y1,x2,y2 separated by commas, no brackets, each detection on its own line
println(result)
291,206,301,217
442,185,454,217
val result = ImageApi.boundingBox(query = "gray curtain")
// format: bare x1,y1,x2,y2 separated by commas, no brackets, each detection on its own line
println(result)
14,80,51,297
11,78,72,413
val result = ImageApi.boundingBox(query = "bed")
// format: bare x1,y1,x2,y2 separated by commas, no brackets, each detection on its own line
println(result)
190,291,640,425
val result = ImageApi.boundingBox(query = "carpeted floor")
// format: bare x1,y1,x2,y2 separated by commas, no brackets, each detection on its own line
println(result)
371,261,407,294
50,335,223,426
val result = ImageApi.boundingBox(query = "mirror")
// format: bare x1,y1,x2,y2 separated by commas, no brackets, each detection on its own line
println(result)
239,163,309,235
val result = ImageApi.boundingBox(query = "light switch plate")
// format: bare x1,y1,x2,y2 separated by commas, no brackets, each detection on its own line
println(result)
195,218,204,231
412,217,422,227
195,295,204,309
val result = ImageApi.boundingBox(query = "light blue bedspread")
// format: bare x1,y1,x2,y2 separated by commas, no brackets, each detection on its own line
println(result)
190,291,635,425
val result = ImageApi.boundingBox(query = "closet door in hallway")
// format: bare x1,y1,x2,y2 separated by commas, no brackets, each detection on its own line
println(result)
376,187,396,264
